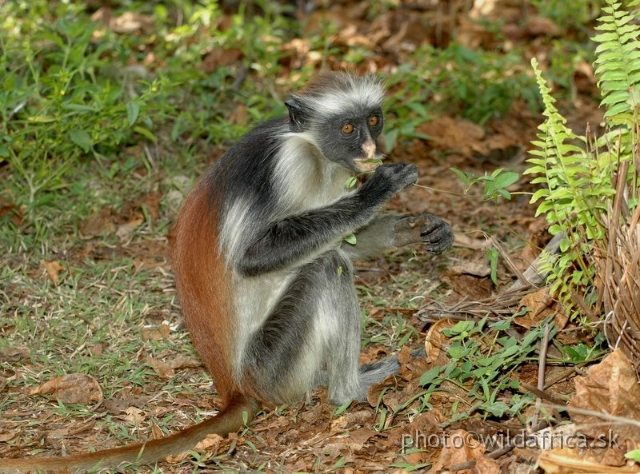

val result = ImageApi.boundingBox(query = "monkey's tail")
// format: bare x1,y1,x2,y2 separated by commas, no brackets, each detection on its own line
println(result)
0,395,260,474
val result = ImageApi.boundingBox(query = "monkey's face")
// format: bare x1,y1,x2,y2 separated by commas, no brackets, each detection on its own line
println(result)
315,108,384,173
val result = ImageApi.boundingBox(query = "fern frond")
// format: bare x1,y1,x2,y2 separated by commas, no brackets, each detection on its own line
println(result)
593,0,640,124
525,59,585,214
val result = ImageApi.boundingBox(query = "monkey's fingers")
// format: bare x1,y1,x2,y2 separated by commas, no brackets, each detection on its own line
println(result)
420,219,454,254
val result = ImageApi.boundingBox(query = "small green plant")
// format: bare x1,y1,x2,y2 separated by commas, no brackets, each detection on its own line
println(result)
451,167,520,203
563,336,606,363
419,318,547,419
0,11,172,205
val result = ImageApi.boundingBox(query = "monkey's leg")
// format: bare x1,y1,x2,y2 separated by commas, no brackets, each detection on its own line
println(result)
243,250,362,405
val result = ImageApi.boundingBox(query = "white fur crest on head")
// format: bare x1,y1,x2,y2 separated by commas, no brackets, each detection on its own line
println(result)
292,73,385,117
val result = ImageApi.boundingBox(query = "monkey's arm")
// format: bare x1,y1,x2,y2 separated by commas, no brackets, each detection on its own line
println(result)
237,164,418,277
342,213,454,261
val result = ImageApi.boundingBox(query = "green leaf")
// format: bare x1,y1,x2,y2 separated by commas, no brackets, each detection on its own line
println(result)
486,247,499,285
495,171,519,188
27,115,56,123
69,129,92,153
133,126,157,143
419,366,442,386
127,101,140,126
624,449,640,462
62,103,97,112
450,167,472,187
497,189,511,200
530,188,549,203
344,234,357,246
333,400,351,416
448,345,465,360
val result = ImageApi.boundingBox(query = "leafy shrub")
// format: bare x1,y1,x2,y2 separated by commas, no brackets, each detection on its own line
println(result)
0,7,171,205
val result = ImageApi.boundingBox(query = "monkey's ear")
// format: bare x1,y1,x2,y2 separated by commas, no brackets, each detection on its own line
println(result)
285,99,305,132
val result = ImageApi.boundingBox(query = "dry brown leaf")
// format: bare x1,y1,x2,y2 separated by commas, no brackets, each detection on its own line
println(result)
418,116,485,156
570,348,640,442
146,356,174,379
515,287,567,329
169,355,202,370
30,374,103,405
0,198,22,225
80,207,116,238
539,447,640,473
47,420,96,440
425,319,456,365
41,260,64,285
300,402,325,426
166,434,223,463
449,261,492,278
0,428,20,442
67,420,96,436
146,422,161,442
453,233,489,250
441,273,494,300
195,433,223,452
430,429,499,474
202,48,243,73
103,394,151,414
347,427,377,450
116,216,143,242
526,16,561,37
0,346,29,363
124,406,146,425
140,323,171,341
331,410,372,432
405,449,429,465
366,374,398,407
399,347,429,382
109,12,153,34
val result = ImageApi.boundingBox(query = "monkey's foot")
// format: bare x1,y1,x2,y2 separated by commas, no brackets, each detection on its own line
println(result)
394,213,454,254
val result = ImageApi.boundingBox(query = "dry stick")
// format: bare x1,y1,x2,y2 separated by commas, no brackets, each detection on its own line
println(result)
531,323,551,430
547,404,640,431
419,232,565,323
417,287,532,323
542,363,588,391
605,159,628,311
486,419,550,459
519,382,567,406
489,235,528,287
509,232,564,291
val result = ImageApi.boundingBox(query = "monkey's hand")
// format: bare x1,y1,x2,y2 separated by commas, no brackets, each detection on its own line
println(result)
393,213,454,254
360,163,418,202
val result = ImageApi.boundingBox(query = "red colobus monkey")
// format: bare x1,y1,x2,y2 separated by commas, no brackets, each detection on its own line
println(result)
2,72,453,473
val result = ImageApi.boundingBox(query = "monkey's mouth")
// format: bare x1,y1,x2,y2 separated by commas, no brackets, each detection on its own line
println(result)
354,157,383,173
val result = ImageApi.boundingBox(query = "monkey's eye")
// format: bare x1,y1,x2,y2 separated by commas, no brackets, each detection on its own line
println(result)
341,123,355,135
368,115,380,127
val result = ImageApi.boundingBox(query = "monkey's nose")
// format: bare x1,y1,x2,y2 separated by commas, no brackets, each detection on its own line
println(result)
361,139,376,159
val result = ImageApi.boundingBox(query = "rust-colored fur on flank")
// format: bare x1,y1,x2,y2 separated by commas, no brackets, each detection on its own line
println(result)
171,177,236,404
